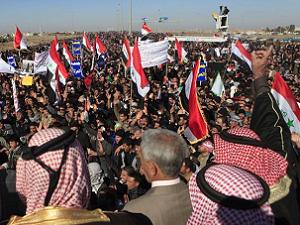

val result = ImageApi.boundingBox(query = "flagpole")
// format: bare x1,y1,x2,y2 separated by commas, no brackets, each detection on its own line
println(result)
129,64,133,119
165,61,168,78
18,50,21,65
81,32,83,66
124,63,127,78
129,79,133,119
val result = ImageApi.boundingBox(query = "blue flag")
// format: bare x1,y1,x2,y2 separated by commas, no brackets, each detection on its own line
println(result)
197,53,207,82
72,41,81,56
71,61,83,78
96,53,107,68
7,55,17,69
197,62,207,81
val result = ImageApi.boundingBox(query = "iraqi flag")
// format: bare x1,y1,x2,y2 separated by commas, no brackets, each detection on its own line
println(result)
95,34,107,56
54,36,60,51
179,59,209,144
175,37,187,64
62,40,74,65
271,72,300,134
231,40,252,71
47,38,69,101
122,37,131,69
14,26,27,50
48,39,68,85
82,32,92,52
130,39,150,97
141,22,152,36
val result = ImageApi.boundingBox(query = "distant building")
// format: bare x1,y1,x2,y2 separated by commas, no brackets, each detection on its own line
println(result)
25,33,34,37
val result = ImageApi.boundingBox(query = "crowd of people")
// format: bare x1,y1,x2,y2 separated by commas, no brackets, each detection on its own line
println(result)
0,31,300,224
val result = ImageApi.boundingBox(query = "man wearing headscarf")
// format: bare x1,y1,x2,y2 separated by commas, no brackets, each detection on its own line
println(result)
204,46,300,224
188,164,274,225
250,46,300,224
7,128,152,225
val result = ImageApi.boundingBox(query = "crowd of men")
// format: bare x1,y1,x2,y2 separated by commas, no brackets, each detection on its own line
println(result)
0,31,300,225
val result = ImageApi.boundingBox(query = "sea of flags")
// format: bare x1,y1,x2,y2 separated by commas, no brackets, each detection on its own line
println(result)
5,26,300,149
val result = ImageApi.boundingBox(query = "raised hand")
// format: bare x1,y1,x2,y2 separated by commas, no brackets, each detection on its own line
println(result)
251,45,273,79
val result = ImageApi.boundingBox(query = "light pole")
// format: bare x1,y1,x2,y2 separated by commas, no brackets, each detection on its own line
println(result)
129,0,132,34
120,0,124,32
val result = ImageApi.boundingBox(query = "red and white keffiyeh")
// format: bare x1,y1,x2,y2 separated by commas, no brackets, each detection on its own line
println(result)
188,164,274,225
200,139,214,153
213,128,288,186
16,128,91,214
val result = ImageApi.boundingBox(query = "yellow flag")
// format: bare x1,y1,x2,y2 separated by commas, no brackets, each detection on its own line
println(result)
22,75,33,86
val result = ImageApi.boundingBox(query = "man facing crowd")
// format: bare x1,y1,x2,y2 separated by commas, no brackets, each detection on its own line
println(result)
124,128,192,225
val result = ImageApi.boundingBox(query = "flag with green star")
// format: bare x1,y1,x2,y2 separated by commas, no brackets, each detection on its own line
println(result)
271,72,300,134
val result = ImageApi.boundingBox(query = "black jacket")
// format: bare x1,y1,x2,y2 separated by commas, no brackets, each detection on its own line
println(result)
250,75,300,225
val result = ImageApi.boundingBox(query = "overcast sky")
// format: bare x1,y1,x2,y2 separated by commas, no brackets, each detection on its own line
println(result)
0,0,299,33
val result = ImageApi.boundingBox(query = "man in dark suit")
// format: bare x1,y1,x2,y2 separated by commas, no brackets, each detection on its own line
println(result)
124,129,192,225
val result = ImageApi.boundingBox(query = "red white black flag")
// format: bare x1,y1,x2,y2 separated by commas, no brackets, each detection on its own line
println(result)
130,39,150,97
48,38,69,101
82,31,92,52
62,40,74,65
271,72,300,134
179,59,209,143
14,26,27,50
141,22,152,36
175,37,187,63
231,40,252,71
95,34,107,56
122,37,132,69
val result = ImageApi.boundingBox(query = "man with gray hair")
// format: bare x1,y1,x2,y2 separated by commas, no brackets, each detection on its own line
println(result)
124,128,192,225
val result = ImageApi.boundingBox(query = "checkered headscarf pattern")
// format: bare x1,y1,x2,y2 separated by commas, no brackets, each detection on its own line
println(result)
213,128,288,186
187,164,274,225
16,128,91,214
